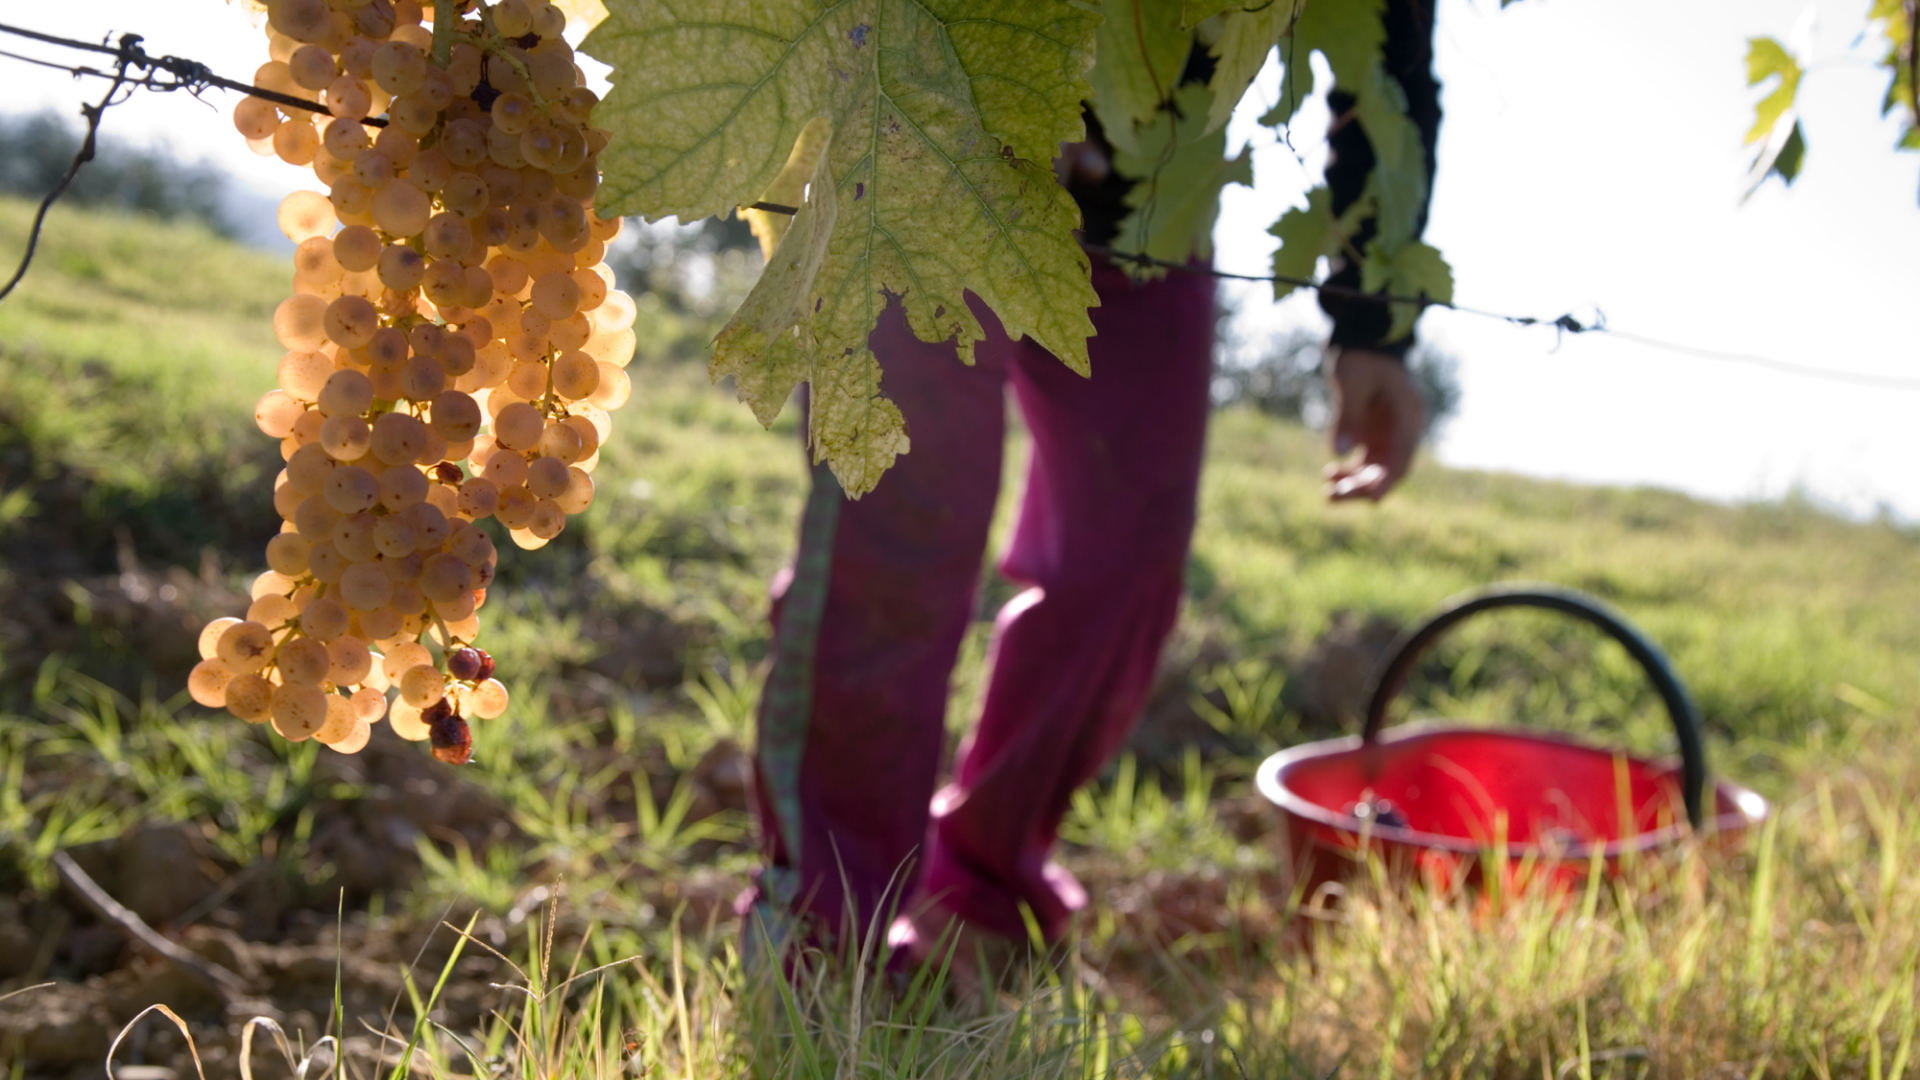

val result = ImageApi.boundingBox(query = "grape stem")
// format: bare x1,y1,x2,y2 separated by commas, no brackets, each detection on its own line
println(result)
432,0,458,67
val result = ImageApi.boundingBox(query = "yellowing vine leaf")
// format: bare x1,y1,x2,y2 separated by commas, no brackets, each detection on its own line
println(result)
584,0,1100,495
713,119,838,418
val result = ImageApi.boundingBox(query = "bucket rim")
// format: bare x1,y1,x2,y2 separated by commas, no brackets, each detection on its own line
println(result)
1254,721,1770,861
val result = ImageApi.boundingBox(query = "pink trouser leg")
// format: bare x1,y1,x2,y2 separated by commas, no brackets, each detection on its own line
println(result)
749,302,1011,946
748,264,1215,947
919,264,1217,940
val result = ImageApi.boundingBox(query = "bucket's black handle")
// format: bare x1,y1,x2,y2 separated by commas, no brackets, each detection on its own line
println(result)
1361,583,1707,829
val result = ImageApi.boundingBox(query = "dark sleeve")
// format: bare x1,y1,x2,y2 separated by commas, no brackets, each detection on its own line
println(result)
1319,0,1441,359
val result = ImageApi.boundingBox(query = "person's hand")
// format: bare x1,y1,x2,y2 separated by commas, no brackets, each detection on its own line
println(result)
1324,346,1425,502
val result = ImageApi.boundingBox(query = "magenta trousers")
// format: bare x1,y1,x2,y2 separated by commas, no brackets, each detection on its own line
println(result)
747,261,1216,947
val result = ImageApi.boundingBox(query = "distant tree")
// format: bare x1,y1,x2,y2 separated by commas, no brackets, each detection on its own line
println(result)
0,110,235,236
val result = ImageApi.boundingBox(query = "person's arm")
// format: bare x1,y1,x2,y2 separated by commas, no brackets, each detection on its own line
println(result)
1320,0,1441,502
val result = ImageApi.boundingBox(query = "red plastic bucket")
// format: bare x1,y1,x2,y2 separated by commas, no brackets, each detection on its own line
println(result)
1256,585,1769,903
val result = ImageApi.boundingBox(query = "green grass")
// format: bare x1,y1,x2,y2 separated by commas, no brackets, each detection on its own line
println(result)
6,197,1920,1077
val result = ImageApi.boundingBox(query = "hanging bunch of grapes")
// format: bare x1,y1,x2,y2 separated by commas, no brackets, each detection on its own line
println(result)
186,0,638,764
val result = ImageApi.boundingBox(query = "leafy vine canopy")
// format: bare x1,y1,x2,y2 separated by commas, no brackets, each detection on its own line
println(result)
581,0,1450,495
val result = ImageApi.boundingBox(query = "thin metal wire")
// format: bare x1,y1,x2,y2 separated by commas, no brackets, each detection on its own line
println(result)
0,21,386,126
4,22,1913,393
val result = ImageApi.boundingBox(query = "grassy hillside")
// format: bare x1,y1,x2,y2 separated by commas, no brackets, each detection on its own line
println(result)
4,196,1920,1078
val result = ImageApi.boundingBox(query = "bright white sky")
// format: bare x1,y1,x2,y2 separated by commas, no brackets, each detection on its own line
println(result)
6,0,1919,516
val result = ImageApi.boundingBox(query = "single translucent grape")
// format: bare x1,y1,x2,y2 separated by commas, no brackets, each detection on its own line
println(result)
306,539,351,584
289,409,327,449
529,272,581,320
379,465,429,511
265,532,313,576
495,485,538,530
399,502,450,550
551,351,600,402
234,96,281,141
382,641,433,682
218,620,276,673
525,455,569,500
320,414,373,460
255,389,307,439
371,179,432,237
269,0,332,42
457,476,501,519
320,634,371,688
274,117,321,166
333,511,379,561
188,658,236,708
442,335,477,378
378,243,427,292
493,401,546,451
323,465,381,514
274,294,331,351
422,260,465,307
372,516,419,559
315,692,358,744
323,116,372,160
535,421,582,464
199,617,243,660
491,92,535,135
561,414,602,458
357,610,403,651
569,267,608,311
294,494,343,541
480,448,530,489
274,481,306,521
418,553,473,603
350,685,388,722
407,147,453,193
333,225,382,271
339,562,395,610
287,441,336,492
583,325,637,369
279,348,335,401
442,171,489,218
370,40,427,95
277,637,333,686
324,295,379,349
428,390,482,442
302,597,351,642
326,74,373,120
389,93,439,135
588,361,630,410
383,581,424,617
470,677,510,719
389,698,431,740
227,674,276,722
506,360,547,400
247,593,300,632
527,499,566,540
370,412,430,465
398,664,447,707
272,684,330,740
555,467,594,514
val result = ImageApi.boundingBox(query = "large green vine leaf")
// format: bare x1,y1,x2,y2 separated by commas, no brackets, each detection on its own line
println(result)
1202,0,1309,132
1087,0,1191,157
584,0,1101,495
1111,83,1252,271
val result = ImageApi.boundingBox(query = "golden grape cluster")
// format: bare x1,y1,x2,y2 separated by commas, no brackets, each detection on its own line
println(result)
187,0,637,764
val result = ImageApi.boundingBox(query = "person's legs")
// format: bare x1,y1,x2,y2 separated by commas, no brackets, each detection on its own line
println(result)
912,263,1217,943
745,300,1011,952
